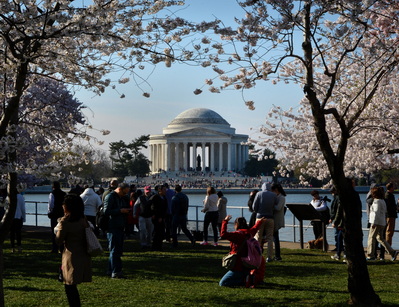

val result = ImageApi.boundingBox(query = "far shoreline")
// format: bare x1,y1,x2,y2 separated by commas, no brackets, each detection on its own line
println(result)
24,186,369,195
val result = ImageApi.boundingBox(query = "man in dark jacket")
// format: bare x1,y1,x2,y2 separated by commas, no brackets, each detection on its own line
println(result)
133,185,154,249
171,185,195,247
329,186,344,260
104,182,130,278
385,182,397,246
48,181,66,253
102,179,118,202
252,182,278,262
151,184,168,251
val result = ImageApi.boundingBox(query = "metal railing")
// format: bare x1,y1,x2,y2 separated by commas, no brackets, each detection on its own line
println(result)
187,203,379,244
24,201,384,245
25,200,48,227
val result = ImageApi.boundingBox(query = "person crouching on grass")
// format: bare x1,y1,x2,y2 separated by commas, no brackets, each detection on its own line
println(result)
219,215,265,287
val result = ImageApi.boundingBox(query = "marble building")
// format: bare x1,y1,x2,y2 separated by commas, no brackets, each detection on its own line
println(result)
149,108,249,173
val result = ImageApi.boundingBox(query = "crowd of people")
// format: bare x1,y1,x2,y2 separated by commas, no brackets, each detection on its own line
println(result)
306,180,399,264
8,177,397,305
365,183,399,261
49,180,201,305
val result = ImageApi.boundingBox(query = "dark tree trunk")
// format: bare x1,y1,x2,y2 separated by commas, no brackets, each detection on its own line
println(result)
337,181,381,306
0,247,3,307
0,61,28,307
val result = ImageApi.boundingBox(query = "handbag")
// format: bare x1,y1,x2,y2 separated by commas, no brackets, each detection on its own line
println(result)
85,225,103,257
222,253,238,270
221,233,247,270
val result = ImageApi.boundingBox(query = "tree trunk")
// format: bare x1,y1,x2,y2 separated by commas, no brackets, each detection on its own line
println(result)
336,179,381,306
302,2,381,303
0,247,4,307
0,61,28,307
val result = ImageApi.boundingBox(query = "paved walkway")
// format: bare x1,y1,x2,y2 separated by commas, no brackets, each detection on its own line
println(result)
23,225,336,251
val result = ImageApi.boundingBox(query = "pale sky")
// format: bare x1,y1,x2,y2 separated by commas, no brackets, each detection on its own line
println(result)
74,1,304,158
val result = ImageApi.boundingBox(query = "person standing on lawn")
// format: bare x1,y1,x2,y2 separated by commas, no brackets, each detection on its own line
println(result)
151,184,168,251
201,186,219,246
134,186,154,249
80,185,102,235
10,191,26,253
216,191,228,233
171,184,195,247
104,182,131,278
271,183,286,261
48,181,66,253
366,186,399,261
329,186,344,261
385,182,397,247
163,182,175,242
252,182,278,262
55,194,92,307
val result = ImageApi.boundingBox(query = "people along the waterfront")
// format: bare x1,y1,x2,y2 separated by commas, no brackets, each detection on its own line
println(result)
48,181,66,253
171,184,195,247
104,182,131,278
366,186,399,261
252,182,278,262
201,186,219,246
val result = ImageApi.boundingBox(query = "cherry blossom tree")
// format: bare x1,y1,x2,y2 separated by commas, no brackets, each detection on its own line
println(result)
193,0,399,305
0,1,210,303
0,0,208,191
0,76,92,303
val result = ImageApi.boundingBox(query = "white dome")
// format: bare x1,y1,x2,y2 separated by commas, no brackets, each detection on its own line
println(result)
163,108,235,135
169,108,229,125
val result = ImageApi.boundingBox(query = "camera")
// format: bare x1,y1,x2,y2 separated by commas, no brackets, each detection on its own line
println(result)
322,196,331,202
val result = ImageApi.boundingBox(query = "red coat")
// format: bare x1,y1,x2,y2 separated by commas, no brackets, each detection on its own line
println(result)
220,219,263,271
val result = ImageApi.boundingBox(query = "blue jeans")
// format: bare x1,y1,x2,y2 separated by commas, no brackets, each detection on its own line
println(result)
334,227,344,256
107,228,124,275
219,270,249,287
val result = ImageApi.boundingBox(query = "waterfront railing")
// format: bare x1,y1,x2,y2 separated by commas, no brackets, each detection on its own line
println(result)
25,201,381,247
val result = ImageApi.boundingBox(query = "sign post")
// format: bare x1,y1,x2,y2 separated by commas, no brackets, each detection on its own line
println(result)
286,203,327,251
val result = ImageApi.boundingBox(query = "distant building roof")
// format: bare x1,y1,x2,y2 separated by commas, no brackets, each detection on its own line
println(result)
169,108,230,125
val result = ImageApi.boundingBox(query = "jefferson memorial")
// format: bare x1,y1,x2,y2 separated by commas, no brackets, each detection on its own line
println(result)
149,108,249,173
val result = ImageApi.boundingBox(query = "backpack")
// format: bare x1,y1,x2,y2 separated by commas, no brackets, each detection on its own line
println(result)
139,195,153,218
241,236,263,269
96,204,109,231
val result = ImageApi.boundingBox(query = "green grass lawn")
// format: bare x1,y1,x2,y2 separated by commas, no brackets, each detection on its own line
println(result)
3,230,399,306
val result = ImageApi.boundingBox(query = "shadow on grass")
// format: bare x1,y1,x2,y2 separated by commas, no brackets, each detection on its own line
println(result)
5,286,54,292
2,231,345,295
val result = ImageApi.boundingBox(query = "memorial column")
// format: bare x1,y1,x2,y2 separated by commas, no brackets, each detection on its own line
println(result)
159,144,164,171
227,143,232,171
201,142,206,170
164,143,169,172
175,142,180,172
151,144,155,173
210,142,215,172
192,143,197,171
240,144,245,170
183,142,188,172
219,143,223,171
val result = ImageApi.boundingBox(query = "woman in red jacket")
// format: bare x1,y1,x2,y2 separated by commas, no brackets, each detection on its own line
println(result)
219,215,265,287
